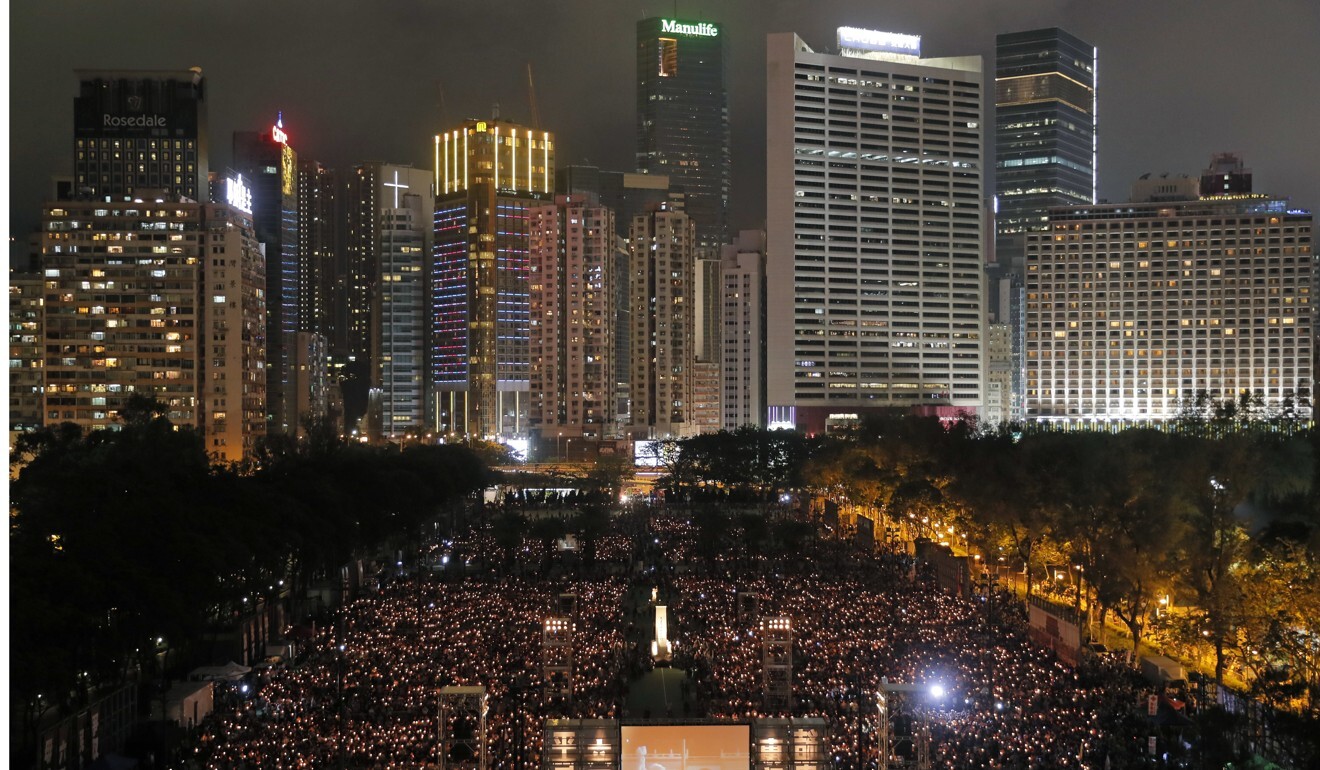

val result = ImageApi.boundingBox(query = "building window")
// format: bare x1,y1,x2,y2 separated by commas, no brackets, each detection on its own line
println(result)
658,38,678,77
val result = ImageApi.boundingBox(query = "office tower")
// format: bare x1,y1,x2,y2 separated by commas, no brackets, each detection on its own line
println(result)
33,185,266,461
629,204,697,438
297,160,339,339
296,160,342,432
721,230,767,430
528,195,617,449
637,17,730,251
691,256,723,433
982,323,1012,427
234,117,300,435
558,165,677,427
343,162,433,440
766,28,985,434
1200,152,1252,197
994,28,1096,420
72,68,208,201
1024,169,1313,423
432,118,555,439
9,272,45,436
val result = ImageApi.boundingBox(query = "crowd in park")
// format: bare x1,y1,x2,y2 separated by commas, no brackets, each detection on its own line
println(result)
8,401,1318,769
186,505,1180,770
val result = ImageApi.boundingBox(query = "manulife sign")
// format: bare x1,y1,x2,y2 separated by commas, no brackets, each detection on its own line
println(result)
661,19,719,37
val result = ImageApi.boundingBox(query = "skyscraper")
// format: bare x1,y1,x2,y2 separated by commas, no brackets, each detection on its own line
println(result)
234,117,300,435
343,162,433,440
528,195,617,447
72,68,208,202
431,118,555,439
1025,167,1313,423
721,230,768,431
557,165,677,426
31,187,267,462
637,17,729,251
994,28,1096,420
766,28,986,434
630,204,697,439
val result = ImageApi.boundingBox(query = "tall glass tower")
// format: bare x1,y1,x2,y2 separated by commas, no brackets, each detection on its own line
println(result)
636,17,729,252
993,28,1096,420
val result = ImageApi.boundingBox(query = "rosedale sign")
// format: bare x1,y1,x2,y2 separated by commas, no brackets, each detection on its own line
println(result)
103,114,167,128
660,19,719,37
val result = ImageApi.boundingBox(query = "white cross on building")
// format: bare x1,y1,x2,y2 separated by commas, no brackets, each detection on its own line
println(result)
383,169,410,208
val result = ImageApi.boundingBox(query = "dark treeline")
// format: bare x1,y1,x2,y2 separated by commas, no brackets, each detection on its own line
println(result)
8,395,495,754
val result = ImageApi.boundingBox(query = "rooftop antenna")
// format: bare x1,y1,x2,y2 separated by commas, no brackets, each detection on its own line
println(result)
492,102,501,121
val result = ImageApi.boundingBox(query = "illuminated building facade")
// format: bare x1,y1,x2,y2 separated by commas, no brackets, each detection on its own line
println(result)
33,191,266,462
721,230,768,430
993,28,1096,420
691,256,723,433
431,118,555,438
72,68,208,201
557,165,676,428
629,204,697,439
1025,181,1313,423
637,17,729,251
234,117,300,435
528,195,616,441
766,29,986,434
9,272,46,437
343,163,433,440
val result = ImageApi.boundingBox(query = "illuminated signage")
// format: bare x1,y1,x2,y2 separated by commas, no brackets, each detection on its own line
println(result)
837,26,921,58
272,112,288,145
103,114,166,128
226,174,253,214
475,121,487,132
660,19,718,37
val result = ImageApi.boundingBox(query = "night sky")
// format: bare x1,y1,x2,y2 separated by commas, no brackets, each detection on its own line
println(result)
9,0,1320,253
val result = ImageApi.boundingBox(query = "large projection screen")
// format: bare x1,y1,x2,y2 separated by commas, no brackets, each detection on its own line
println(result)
621,724,750,770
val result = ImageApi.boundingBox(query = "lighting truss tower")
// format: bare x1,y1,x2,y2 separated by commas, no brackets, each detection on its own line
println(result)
542,617,574,704
761,617,792,712
737,590,761,623
876,680,931,770
438,685,487,770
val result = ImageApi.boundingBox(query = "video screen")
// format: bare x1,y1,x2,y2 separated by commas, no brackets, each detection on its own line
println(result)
621,724,750,770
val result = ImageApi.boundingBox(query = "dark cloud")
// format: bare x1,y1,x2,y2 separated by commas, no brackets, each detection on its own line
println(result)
10,0,1320,247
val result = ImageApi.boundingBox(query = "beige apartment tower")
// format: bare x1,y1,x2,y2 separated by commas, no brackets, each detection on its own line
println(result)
528,195,617,443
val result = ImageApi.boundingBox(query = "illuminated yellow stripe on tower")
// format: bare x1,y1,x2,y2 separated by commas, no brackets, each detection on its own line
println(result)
435,135,442,194
542,131,549,193
464,129,469,190
511,130,517,192
494,125,500,190
527,129,533,191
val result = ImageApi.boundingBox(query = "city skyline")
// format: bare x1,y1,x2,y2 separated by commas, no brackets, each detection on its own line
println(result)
9,0,1320,257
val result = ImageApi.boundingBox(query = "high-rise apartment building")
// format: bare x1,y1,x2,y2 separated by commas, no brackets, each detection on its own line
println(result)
691,256,723,433
431,118,555,439
637,17,730,251
72,69,208,202
557,166,677,427
342,163,433,440
32,187,266,461
9,272,46,438
993,28,1096,420
1025,173,1313,423
234,117,301,435
766,28,985,434
528,195,616,445
629,204,697,439
721,230,767,430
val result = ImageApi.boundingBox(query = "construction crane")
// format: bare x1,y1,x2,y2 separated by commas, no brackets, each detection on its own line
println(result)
526,62,540,129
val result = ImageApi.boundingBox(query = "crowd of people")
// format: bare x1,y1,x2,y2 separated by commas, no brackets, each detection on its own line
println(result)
193,503,1155,769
